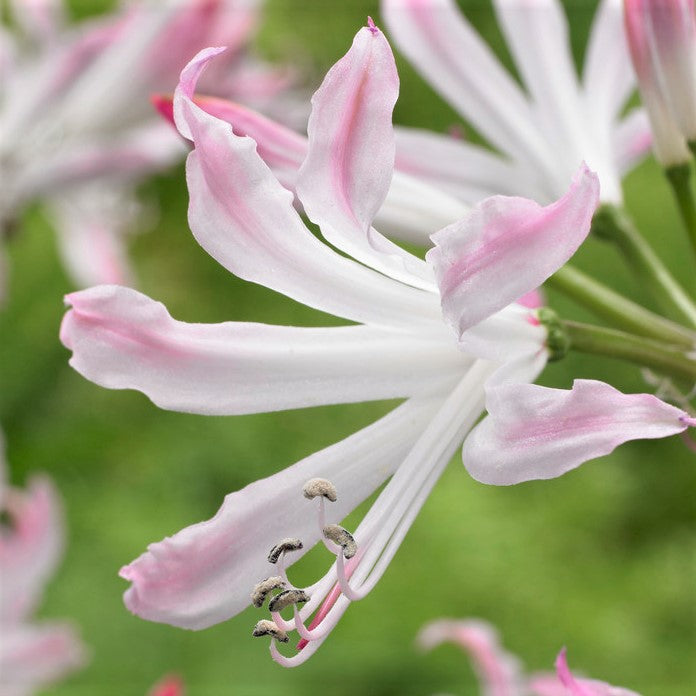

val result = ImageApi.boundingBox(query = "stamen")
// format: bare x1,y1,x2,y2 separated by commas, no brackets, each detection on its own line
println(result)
251,576,286,608
268,538,303,564
268,589,310,613
323,524,357,559
252,620,288,643
302,478,337,502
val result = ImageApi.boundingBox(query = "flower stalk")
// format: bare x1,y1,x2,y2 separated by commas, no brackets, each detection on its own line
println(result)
591,204,696,327
665,163,696,257
564,320,696,383
547,264,696,349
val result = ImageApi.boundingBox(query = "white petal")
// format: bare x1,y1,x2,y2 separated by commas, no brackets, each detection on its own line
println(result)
61,285,467,415
175,49,442,327
583,0,636,128
382,0,555,180
120,397,444,629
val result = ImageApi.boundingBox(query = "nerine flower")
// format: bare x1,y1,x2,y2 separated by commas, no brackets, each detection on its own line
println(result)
380,0,651,217
623,0,696,165
0,0,290,292
0,432,87,696
159,0,652,247
418,618,640,695
59,24,695,666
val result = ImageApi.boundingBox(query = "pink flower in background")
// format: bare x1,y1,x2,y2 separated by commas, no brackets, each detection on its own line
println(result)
59,23,695,666
0,433,87,696
148,674,185,696
418,619,640,696
623,0,696,165
0,0,292,293
381,0,651,214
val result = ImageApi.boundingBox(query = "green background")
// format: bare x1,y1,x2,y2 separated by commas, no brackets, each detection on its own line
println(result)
2,1,694,694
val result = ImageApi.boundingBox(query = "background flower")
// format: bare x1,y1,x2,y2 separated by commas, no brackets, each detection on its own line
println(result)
0,1,693,693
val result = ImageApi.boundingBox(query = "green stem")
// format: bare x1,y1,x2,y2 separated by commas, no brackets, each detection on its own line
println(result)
665,163,696,258
547,265,696,349
592,204,696,328
564,321,696,383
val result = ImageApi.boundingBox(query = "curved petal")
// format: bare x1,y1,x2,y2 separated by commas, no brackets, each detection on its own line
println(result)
160,93,466,247
120,396,444,629
427,164,599,337
417,619,524,696
0,622,87,696
156,94,306,193
297,22,432,288
0,476,64,623
553,648,641,696
463,379,695,485
381,0,555,180
174,49,441,328
61,286,467,415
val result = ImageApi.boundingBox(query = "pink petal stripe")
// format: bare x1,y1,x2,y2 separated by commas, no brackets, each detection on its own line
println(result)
0,476,63,623
173,49,441,327
0,622,87,694
554,648,641,696
296,23,432,286
463,379,694,485
120,397,442,629
61,286,466,415
428,164,599,336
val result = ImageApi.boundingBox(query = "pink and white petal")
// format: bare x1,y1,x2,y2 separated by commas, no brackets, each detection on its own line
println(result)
297,23,432,288
0,622,87,696
10,122,183,209
48,186,137,288
417,619,525,696
159,93,463,248
120,396,443,629
613,108,653,175
61,286,466,415
173,95,306,192
174,50,441,327
463,379,695,486
428,165,599,336
0,476,64,623
583,0,636,129
394,126,542,203
381,0,555,179
554,648,642,696
623,1,692,166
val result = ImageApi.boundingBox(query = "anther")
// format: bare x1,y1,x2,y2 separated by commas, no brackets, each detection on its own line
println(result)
323,524,357,559
252,619,288,643
268,589,310,613
251,576,287,608
268,538,303,564
302,478,337,502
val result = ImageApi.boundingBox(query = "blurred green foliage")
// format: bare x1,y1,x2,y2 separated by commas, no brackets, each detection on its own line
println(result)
1,1,694,694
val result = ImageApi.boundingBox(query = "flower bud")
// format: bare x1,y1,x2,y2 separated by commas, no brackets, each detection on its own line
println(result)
624,0,696,164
